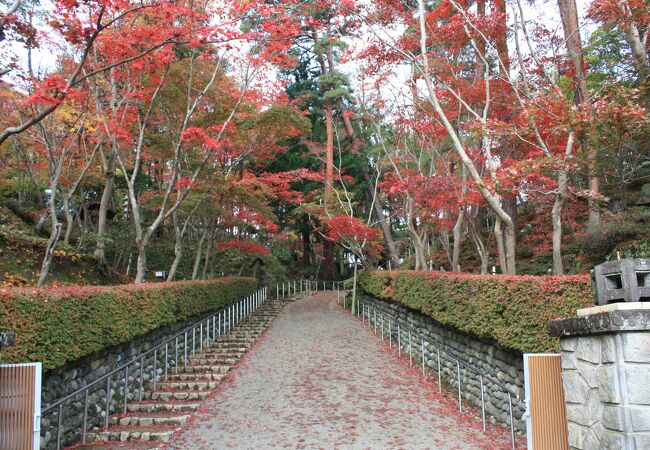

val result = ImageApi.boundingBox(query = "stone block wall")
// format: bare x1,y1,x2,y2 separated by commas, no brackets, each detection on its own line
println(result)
40,310,234,449
559,331,650,449
358,294,527,432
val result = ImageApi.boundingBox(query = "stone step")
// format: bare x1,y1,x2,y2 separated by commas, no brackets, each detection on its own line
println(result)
172,364,233,373
75,297,288,450
210,342,251,349
156,379,220,390
71,442,163,449
164,371,227,381
142,390,209,401
194,350,243,357
126,401,200,413
188,357,238,365
110,412,191,427
85,426,176,443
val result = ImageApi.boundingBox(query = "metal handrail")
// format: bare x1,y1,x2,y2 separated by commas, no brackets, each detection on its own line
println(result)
336,282,521,449
41,286,271,449
42,287,263,415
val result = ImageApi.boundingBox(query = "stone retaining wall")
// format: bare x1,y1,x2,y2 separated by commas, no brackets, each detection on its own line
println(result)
550,308,650,449
40,310,233,449
357,294,527,433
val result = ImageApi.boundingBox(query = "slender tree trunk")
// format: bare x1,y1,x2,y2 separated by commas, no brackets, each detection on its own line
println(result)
504,223,516,275
37,224,62,288
552,136,575,275
301,227,313,266
134,241,147,283
451,209,464,272
192,224,208,280
468,223,489,274
494,218,507,274
202,223,216,279
38,182,62,288
321,100,336,281
552,169,568,275
94,154,115,267
616,0,649,84
557,0,600,227
62,194,75,245
364,170,399,268
167,212,184,282
35,212,47,235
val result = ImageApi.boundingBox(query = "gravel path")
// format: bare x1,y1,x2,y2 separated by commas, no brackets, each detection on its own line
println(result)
168,292,514,449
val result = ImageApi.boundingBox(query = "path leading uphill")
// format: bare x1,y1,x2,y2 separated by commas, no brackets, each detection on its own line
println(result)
168,292,513,449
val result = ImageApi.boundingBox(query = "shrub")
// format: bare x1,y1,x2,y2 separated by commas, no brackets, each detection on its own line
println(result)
358,270,593,353
0,277,257,370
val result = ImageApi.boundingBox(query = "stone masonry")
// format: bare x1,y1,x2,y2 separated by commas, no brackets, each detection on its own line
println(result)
358,294,527,432
549,306,650,449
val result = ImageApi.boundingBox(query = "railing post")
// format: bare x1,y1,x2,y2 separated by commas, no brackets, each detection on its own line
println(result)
437,348,442,393
397,323,401,357
175,337,179,374
456,360,462,411
509,394,516,449
388,318,392,348
82,389,88,443
124,366,129,414
408,330,412,366
421,336,425,375
105,374,111,429
480,375,486,432
56,403,63,450
184,332,188,367
139,356,144,400
153,349,158,391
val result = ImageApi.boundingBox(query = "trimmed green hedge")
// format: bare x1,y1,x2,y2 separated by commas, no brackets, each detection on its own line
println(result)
358,270,593,353
0,277,257,370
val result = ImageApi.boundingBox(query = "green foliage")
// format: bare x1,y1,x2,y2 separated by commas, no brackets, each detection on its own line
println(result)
0,277,257,370
358,270,593,353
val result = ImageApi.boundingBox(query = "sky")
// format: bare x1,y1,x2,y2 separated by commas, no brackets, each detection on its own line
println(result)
3,0,595,91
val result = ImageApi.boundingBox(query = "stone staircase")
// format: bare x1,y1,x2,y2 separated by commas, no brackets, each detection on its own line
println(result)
71,298,289,449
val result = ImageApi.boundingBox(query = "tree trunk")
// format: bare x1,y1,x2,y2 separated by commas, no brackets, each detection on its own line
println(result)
167,212,183,282
192,224,208,280
494,217,514,275
37,223,62,288
320,99,336,280
468,222,489,274
451,209,464,272
557,0,600,227
322,239,335,280
504,222,516,275
94,158,115,267
134,241,147,283
62,194,75,245
552,169,568,275
616,0,649,84
202,224,216,279
363,170,399,268
35,212,47,235
301,227,313,266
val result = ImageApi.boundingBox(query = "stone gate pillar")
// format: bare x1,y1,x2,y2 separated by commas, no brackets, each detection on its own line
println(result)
548,305,650,449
